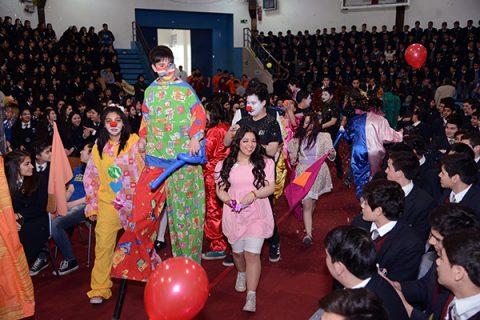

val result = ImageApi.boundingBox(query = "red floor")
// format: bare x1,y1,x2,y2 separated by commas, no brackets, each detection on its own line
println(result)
32,164,358,320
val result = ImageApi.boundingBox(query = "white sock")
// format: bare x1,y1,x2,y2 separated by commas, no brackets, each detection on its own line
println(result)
156,213,167,242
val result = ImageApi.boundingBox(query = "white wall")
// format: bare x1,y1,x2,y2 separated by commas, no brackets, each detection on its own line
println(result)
1,0,39,25
0,0,250,48
257,0,480,34
157,29,192,74
1,0,479,49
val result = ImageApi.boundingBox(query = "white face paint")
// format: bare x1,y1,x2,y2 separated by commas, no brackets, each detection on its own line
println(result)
321,91,331,103
105,112,123,137
246,94,265,117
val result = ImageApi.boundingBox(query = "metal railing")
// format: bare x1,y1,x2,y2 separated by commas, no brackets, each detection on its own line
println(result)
243,27,286,75
131,22,156,81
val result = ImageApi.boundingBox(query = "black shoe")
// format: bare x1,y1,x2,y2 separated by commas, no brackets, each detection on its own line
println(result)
54,260,79,276
30,258,49,276
303,235,313,247
154,240,167,253
222,255,234,267
269,243,281,262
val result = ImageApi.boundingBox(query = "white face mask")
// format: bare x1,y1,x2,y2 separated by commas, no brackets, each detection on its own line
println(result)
246,95,265,116
321,92,331,103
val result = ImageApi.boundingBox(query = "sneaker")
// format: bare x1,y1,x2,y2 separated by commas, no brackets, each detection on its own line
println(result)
303,235,313,247
242,292,256,312
89,296,104,304
30,258,49,276
54,260,79,276
269,243,281,262
222,255,234,267
235,272,246,292
202,250,227,260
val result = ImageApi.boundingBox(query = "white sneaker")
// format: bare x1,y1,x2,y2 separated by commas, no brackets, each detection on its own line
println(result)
242,292,256,312
89,297,104,304
235,272,246,292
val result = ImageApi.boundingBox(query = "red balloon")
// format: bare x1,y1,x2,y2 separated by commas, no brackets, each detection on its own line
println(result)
404,43,427,69
144,257,209,320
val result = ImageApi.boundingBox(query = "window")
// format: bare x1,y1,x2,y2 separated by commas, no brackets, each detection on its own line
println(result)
263,0,277,11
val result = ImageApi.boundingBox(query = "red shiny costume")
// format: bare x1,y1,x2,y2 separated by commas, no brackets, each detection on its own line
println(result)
202,123,230,252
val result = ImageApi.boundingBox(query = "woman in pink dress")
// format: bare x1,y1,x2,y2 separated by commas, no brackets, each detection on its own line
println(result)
215,126,275,313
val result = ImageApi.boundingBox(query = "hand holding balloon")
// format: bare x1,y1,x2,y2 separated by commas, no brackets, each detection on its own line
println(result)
149,142,207,190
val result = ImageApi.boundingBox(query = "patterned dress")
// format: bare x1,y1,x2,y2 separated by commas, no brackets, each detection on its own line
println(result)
287,132,334,200
112,78,206,281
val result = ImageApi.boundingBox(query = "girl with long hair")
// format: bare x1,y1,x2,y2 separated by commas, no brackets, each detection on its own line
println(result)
215,126,276,313
287,113,336,246
83,106,144,304
64,111,86,156
4,150,50,269
201,101,230,260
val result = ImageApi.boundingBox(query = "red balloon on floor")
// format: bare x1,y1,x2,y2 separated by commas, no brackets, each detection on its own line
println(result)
144,257,209,320
404,43,427,69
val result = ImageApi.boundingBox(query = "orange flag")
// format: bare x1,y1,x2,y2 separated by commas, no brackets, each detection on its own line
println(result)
292,171,312,187
0,157,35,319
47,122,73,216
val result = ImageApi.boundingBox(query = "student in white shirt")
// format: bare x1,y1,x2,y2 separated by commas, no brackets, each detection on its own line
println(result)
437,231,480,320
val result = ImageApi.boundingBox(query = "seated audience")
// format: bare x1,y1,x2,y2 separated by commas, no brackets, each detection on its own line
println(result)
354,179,424,281
4,150,50,274
310,288,389,320
385,150,436,241
392,204,479,319
439,153,480,217
51,143,92,276
437,231,480,319
321,225,408,320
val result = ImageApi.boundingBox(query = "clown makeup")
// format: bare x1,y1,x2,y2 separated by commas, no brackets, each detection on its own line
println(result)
105,112,123,137
246,94,266,117
151,58,176,80
321,91,331,103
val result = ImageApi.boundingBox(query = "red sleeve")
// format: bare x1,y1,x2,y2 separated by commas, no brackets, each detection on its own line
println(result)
189,102,206,141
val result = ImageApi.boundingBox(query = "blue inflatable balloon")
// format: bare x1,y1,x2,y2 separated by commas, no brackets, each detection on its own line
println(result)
149,142,207,190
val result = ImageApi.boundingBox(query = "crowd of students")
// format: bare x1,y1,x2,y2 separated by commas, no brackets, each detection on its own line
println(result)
255,20,480,105
1,15,480,319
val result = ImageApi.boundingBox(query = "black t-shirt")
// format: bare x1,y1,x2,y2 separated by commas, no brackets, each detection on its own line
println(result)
237,113,282,147
294,106,313,116
322,101,340,135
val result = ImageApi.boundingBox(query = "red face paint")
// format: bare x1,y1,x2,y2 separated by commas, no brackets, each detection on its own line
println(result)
110,121,117,127
246,105,253,112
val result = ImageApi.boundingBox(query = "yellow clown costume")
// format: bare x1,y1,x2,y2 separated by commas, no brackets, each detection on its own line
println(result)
84,134,144,300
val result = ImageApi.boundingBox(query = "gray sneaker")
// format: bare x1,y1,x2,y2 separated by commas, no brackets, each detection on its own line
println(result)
235,272,246,292
242,292,256,312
